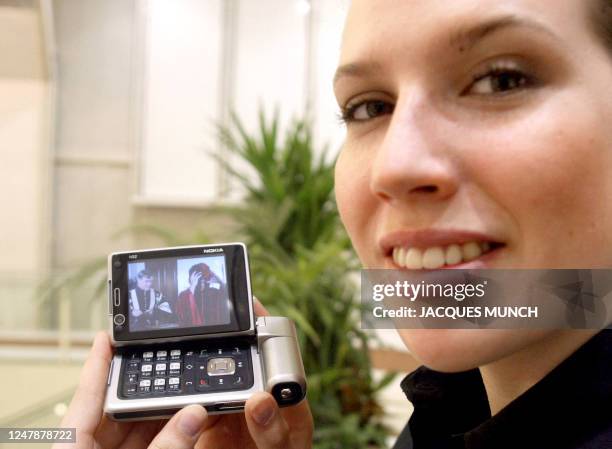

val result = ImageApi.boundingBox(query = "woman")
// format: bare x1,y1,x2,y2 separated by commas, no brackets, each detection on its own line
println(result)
334,0,611,447
55,0,611,448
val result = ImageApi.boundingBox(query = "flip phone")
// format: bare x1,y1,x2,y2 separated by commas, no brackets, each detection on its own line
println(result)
103,243,306,421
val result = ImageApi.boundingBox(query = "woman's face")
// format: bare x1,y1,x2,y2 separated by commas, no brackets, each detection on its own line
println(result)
334,0,612,371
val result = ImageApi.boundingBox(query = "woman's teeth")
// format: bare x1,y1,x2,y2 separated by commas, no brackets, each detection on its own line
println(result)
392,241,493,269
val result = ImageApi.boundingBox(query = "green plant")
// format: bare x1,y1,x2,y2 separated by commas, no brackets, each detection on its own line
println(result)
217,110,396,449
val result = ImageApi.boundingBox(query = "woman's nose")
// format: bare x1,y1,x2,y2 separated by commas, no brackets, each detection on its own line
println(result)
370,97,459,205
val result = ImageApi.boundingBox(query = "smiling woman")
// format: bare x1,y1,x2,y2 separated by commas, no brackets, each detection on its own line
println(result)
334,0,612,448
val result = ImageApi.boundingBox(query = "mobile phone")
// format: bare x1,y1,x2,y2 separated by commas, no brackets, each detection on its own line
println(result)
103,243,306,421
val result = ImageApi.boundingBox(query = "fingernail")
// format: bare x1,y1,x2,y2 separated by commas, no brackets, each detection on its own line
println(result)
177,405,207,437
252,401,275,426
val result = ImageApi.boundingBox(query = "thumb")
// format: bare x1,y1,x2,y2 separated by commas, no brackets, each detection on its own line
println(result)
146,404,207,449
245,392,290,449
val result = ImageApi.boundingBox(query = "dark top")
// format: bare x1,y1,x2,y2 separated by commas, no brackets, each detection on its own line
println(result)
134,287,148,311
393,330,612,449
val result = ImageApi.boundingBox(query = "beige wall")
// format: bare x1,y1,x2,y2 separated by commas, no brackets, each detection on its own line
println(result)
0,5,48,275
52,0,136,269
0,4,50,330
0,79,47,274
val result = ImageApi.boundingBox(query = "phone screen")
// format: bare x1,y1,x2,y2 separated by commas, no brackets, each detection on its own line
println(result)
127,253,231,332
111,244,252,342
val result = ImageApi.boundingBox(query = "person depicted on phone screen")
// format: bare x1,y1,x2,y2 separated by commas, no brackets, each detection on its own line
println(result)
129,270,172,331
176,263,230,327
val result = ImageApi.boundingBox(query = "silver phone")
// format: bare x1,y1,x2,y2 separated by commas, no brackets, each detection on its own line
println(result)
103,243,306,421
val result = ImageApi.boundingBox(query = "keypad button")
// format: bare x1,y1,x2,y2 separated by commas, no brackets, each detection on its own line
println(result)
210,376,233,387
138,379,151,393
156,350,167,360
170,349,181,359
143,351,154,361
207,357,236,376
195,374,211,392
155,363,167,375
168,377,181,391
141,364,153,377
125,384,137,395
153,378,166,392
127,373,138,384
169,362,181,375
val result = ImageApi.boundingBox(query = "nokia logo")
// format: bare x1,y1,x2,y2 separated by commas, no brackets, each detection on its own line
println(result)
202,248,223,253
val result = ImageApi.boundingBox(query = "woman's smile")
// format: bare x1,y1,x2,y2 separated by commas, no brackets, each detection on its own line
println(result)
378,227,506,270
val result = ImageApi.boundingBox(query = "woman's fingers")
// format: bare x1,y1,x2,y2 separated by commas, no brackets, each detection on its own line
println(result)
92,416,134,449
279,399,313,447
146,405,208,449
54,331,113,448
115,420,162,449
244,392,291,449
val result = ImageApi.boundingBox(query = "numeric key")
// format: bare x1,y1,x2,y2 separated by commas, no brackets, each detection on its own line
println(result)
138,379,151,393
141,364,153,377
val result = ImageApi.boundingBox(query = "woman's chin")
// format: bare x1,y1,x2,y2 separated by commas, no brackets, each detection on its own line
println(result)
397,328,551,372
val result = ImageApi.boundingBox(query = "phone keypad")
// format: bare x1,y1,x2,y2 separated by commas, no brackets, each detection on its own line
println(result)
119,341,253,399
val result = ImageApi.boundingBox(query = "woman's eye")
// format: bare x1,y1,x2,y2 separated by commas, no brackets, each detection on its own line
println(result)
341,100,394,123
466,69,534,96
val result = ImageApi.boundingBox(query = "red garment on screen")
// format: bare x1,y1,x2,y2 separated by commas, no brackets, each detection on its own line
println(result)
176,290,204,326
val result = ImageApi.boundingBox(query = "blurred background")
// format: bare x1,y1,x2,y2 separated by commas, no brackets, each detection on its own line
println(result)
0,1,417,447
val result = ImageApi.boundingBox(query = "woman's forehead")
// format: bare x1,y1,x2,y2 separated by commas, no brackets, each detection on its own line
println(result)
339,0,588,62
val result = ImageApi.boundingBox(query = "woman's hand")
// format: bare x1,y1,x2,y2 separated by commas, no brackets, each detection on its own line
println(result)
52,300,313,449
189,271,203,294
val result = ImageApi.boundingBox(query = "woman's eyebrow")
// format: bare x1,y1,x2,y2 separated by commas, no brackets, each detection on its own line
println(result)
448,14,561,52
333,60,382,88
334,14,560,88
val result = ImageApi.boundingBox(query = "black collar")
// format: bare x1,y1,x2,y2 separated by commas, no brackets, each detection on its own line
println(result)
397,330,612,449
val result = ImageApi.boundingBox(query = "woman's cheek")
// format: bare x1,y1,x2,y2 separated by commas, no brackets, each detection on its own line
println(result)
456,89,612,268
524,110,612,265
335,146,379,265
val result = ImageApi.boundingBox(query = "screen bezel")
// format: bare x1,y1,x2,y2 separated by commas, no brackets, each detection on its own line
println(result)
110,243,253,342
